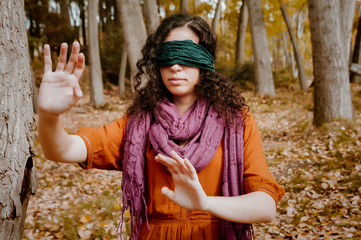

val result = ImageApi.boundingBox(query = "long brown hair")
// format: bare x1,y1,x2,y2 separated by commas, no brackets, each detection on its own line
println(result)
126,13,249,124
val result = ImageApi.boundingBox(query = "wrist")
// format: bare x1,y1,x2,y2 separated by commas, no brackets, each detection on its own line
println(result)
202,196,215,214
38,110,61,125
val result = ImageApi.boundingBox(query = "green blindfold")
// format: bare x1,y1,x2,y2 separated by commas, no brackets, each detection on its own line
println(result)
157,40,215,72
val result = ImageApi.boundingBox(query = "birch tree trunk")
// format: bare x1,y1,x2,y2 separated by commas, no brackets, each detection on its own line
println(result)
235,2,248,67
308,0,353,126
212,0,223,33
117,0,147,88
180,0,189,14
280,2,307,91
88,0,106,106
245,0,276,96
0,1,36,239
144,0,160,33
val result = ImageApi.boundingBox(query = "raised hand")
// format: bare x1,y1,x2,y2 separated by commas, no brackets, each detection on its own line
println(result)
154,151,210,212
38,42,85,116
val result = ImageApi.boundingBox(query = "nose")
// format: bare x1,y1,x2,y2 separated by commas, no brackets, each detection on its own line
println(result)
169,64,182,72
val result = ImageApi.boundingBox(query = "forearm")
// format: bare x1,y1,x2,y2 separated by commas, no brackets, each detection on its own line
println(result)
204,191,276,223
38,113,86,163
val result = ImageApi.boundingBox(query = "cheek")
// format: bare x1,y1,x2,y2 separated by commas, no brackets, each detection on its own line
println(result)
190,69,200,84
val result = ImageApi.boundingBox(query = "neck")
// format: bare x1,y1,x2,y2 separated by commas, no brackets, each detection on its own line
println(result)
172,94,198,115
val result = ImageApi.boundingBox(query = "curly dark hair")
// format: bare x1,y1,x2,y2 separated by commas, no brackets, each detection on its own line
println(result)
126,13,249,125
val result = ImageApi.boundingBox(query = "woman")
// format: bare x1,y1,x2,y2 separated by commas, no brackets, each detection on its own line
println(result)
38,13,284,240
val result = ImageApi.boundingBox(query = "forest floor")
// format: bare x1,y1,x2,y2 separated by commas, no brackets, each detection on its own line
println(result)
23,84,361,240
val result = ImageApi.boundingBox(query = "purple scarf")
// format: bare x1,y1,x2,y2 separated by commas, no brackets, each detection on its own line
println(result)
121,98,254,239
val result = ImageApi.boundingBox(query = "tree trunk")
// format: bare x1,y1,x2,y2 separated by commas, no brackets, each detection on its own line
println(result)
339,0,355,67
118,44,127,96
116,0,147,88
31,69,38,114
180,0,189,14
280,2,308,91
308,0,353,126
350,16,361,83
144,0,160,33
235,2,248,67
245,0,276,96
58,0,71,28
79,0,87,46
290,45,298,78
0,1,37,239
88,0,106,106
212,0,223,33
282,31,291,68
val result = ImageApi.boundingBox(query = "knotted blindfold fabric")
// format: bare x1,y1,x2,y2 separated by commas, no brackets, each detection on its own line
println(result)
157,40,215,72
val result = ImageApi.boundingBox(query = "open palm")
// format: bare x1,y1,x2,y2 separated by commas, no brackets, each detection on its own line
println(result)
155,151,210,211
38,42,85,116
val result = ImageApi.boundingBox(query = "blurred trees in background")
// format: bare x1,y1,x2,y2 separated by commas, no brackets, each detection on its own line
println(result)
24,0,361,126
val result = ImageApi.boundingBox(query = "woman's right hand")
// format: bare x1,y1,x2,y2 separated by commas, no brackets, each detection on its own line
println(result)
38,42,85,117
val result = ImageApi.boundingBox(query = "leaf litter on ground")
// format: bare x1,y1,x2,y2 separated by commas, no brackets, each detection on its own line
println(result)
24,84,361,239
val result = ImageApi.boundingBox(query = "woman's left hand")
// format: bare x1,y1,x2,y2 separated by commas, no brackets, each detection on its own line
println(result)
154,151,209,211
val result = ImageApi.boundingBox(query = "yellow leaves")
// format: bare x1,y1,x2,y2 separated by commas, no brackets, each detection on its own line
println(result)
80,213,92,224
24,87,361,239
114,203,122,210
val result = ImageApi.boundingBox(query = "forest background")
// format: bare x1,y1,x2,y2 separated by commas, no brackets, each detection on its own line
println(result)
0,0,361,239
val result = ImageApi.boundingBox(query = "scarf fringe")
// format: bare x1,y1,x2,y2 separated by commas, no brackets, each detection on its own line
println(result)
119,176,149,240
242,224,255,240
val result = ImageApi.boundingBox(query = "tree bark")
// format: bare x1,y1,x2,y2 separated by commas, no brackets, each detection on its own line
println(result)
245,0,276,96
0,1,36,239
280,2,308,91
180,0,189,13
117,0,147,88
212,0,223,33
144,0,160,33
88,0,106,106
235,2,248,67
118,44,127,96
308,0,353,126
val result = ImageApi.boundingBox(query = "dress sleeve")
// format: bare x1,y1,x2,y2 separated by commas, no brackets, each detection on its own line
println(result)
75,115,129,171
243,112,285,204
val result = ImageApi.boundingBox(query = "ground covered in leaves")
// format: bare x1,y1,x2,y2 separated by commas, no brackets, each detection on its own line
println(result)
24,84,361,239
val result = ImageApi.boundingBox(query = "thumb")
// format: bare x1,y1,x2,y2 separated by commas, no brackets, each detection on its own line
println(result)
73,83,83,98
161,187,175,201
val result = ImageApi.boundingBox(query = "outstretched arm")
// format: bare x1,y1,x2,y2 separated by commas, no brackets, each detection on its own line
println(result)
38,42,87,163
154,151,276,223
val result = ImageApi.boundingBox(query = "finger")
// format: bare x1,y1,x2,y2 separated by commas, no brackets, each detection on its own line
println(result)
184,158,197,176
170,151,188,173
73,53,85,79
56,43,68,71
43,44,52,73
155,154,181,173
65,42,80,74
161,187,175,201
73,83,83,98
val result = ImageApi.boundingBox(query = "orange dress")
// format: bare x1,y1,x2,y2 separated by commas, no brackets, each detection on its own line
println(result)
76,112,285,239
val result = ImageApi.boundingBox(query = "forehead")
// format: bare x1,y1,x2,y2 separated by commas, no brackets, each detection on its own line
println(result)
164,27,199,44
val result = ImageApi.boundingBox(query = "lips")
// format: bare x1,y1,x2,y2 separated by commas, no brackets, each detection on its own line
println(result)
168,77,186,84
